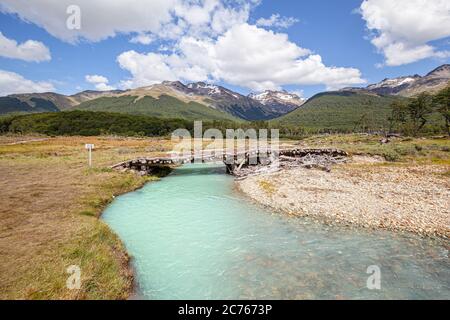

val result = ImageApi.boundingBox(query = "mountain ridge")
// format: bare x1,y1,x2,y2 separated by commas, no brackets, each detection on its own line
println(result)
249,90,306,114
342,64,450,97
1,64,449,123
0,81,299,120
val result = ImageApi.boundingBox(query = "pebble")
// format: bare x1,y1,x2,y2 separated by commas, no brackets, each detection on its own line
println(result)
237,164,449,238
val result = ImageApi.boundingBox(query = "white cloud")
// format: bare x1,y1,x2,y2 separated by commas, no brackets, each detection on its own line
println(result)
1,0,365,92
85,74,115,91
0,69,54,96
163,0,251,39
173,0,218,27
256,14,299,29
85,74,108,84
360,0,450,66
210,3,250,34
0,0,252,43
0,0,177,43
0,32,51,62
291,90,305,98
94,83,116,91
118,24,365,91
130,33,155,45
117,50,209,88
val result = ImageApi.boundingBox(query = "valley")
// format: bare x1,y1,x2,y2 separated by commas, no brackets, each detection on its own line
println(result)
1,0,449,304
1,65,448,135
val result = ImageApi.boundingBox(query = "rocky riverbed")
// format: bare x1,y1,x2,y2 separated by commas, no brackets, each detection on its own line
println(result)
237,159,450,239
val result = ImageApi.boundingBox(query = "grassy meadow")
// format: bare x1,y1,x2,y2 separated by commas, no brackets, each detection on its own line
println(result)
0,135,175,299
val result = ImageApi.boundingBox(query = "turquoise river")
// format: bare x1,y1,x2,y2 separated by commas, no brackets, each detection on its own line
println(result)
102,164,449,299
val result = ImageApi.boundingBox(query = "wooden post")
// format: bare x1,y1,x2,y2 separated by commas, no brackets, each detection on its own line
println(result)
85,144,94,167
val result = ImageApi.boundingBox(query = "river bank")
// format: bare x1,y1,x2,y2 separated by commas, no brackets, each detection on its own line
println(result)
237,159,450,239
0,135,175,299
103,162,450,299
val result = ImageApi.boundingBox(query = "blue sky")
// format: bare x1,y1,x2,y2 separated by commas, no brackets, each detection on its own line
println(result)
0,0,449,98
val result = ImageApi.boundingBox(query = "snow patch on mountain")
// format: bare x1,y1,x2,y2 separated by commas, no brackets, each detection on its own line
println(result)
367,76,420,90
249,90,305,106
249,90,305,113
343,64,450,97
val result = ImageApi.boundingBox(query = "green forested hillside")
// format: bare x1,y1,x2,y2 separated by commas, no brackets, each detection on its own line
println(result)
0,111,193,136
272,91,401,132
74,95,241,122
0,110,251,137
0,97,60,115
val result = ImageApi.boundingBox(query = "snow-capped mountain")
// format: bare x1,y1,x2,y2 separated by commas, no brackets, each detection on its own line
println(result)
6,80,304,120
187,82,241,100
154,81,283,120
365,75,421,95
249,90,306,113
154,81,307,120
399,64,450,97
345,64,450,97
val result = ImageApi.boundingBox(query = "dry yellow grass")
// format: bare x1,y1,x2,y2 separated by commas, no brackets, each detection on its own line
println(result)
258,180,277,195
0,135,175,299
298,134,450,164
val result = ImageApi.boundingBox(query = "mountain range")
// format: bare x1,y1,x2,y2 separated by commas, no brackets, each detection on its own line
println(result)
342,64,450,97
0,81,304,121
0,64,448,128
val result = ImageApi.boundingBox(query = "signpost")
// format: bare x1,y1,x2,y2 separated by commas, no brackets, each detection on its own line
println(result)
85,144,94,167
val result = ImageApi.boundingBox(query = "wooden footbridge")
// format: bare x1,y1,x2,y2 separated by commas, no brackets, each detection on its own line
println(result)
111,148,348,176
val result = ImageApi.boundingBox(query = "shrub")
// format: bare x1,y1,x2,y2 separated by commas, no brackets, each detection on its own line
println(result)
382,150,400,162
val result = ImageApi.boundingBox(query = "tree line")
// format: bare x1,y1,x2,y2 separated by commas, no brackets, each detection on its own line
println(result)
0,110,276,138
389,85,449,136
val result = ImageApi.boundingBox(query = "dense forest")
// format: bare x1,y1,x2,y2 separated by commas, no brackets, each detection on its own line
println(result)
0,111,194,137
0,110,267,137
